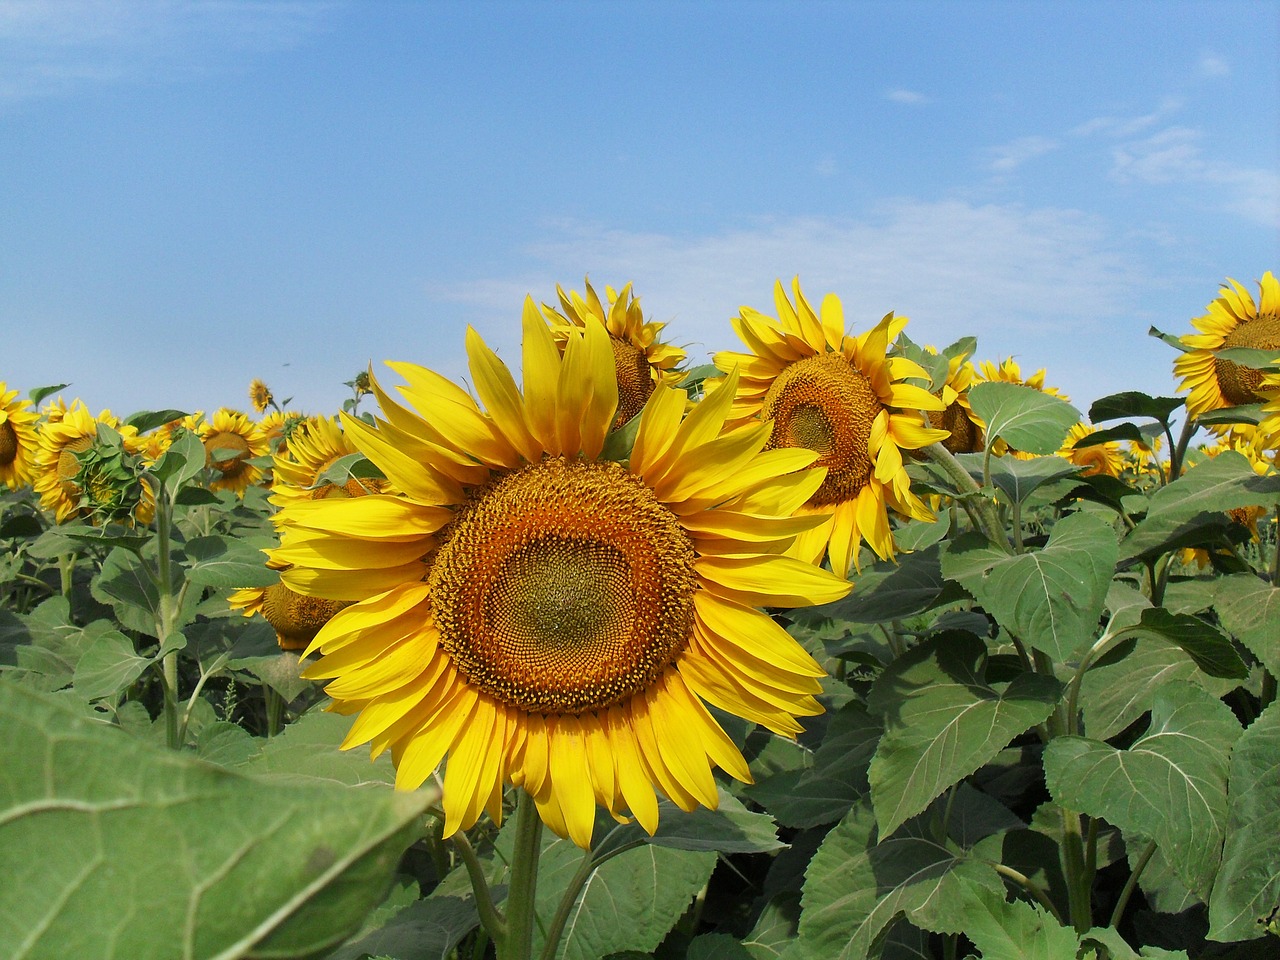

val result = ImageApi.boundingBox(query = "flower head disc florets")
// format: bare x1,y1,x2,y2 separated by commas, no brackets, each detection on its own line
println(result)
271,298,849,848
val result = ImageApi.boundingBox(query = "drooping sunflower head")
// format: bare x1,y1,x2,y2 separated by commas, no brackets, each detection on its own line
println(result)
229,564,351,651
270,415,390,506
249,379,274,414
272,299,849,848
0,382,41,491
712,278,948,577
541,279,686,429
1174,272,1280,416
1058,422,1124,479
31,403,148,524
259,410,306,458
199,408,269,497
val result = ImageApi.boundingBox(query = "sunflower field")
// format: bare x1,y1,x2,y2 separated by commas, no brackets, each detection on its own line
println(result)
1,274,1278,960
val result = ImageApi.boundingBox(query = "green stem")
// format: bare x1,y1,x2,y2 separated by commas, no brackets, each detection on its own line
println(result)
452,827,507,945
1168,414,1198,482
990,862,1065,925
1150,554,1171,609
1012,498,1025,553
499,790,544,960
162,654,180,750
1060,806,1093,933
58,552,76,597
1109,839,1157,929
1270,505,1280,584
923,442,1012,553
264,685,285,737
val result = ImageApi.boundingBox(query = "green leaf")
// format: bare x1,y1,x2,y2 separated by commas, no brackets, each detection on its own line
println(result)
1213,575,1280,677
744,702,881,829
227,651,315,705
71,626,152,701
1043,681,1241,898
182,535,278,589
0,682,431,960
688,933,755,960
600,410,642,462
1120,452,1280,565
599,789,785,856
790,799,1004,960
676,363,722,390
124,410,189,433
149,429,207,492
942,511,1117,662
326,893,479,960
241,709,396,786
866,634,1061,838
967,382,1081,456
90,546,166,637
1110,607,1249,679
980,454,1081,506
957,880,1081,960
1073,422,1146,446
1081,637,1211,742
28,383,70,404
1208,701,1280,942
802,544,950,625
1195,403,1266,427
1089,392,1185,426
1212,346,1280,371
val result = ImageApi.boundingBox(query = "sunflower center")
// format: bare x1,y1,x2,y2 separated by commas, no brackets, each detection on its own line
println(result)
262,582,349,650
0,420,17,466
429,456,697,714
762,353,883,507
931,401,983,454
611,336,655,428
204,430,252,477
1215,312,1280,405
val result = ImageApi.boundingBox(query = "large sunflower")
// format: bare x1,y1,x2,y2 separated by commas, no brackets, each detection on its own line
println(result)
541,279,686,429
32,402,121,522
712,279,947,578
0,382,40,490
199,409,269,497
271,415,390,506
1175,272,1280,416
273,303,849,848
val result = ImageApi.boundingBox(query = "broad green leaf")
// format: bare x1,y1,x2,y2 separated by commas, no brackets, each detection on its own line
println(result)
227,651,313,702
149,429,207,492
1148,325,1191,353
980,454,1081,506
0,598,92,691
1208,701,1280,942
1043,681,1241,898
866,634,1061,839
1089,392,1184,425
0,682,431,960
1072,422,1146,446
326,893,479,960
957,880,1081,960
1081,637,1212,741
242,707,394,786
744,896,800,959
182,535,278,589
1212,346,1280,370
745,703,881,828
1213,575,1280,677
967,382,1080,456
1195,403,1266,427
1081,927,1190,960
71,626,152,701
1110,607,1249,679
1120,452,1280,565
28,382,70,404
124,409,189,433
789,799,1004,960
90,546,163,637
942,512,1117,662
688,934,755,960
803,545,950,625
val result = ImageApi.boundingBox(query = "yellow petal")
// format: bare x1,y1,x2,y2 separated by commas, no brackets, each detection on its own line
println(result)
465,325,542,462
697,555,851,607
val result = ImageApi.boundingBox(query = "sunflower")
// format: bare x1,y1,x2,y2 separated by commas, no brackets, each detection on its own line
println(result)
924,348,985,454
541,279,686,429
273,303,849,848
1178,434,1274,567
0,383,41,490
271,415,389,506
711,279,947,578
260,410,306,458
199,409,269,497
249,379,275,414
1058,422,1123,478
31,403,150,524
1259,372,1280,450
229,563,351,651
1174,272,1280,417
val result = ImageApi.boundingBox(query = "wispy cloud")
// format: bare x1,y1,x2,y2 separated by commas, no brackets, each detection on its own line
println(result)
1069,98,1182,139
885,88,928,105
987,135,1058,173
1198,52,1229,77
0,0,335,104
430,200,1153,403
1111,126,1279,227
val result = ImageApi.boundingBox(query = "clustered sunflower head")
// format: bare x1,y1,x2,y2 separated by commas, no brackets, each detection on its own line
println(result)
270,415,389,506
0,382,41,491
712,278,948,577
270,304,850,848
32,402,121,523
249,379,274,414
540,279,686,429
1174,272,1280,417
1058,422,1124,479
199,408,269,497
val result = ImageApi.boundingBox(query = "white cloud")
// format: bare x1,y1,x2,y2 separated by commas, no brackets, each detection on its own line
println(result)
885,88,928,105
0,0,335,104
1069,98,1182,139
987,135,1058,173
1199,52,1229,77
430,200,1155,404
1112,126,1280,227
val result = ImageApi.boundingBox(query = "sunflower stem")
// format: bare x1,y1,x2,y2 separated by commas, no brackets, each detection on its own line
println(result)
1110,839,1157,929
1168,414,1198,482
923,442,1012,553
500,789,544,960
58,552,76,597
451,826,507,945
1270,505,1280,584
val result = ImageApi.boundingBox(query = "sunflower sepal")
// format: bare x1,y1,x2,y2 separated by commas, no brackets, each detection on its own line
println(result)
599,412,642,463
1150,324,1194,353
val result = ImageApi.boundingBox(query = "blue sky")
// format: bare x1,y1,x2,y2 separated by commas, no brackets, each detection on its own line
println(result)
2,0,1277,421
